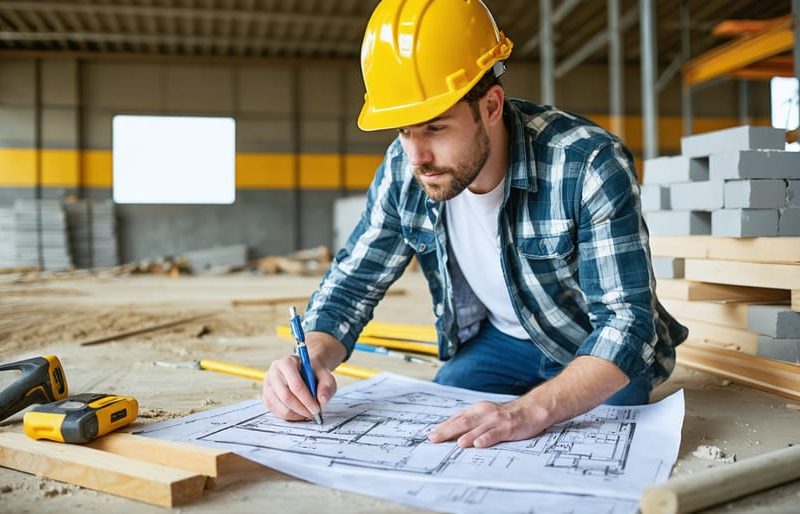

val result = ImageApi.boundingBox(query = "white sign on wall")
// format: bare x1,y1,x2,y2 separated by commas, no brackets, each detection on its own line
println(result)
771,77,799,151
112,115,236,204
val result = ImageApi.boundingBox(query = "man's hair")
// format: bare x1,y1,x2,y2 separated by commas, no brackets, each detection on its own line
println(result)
462,70,502,121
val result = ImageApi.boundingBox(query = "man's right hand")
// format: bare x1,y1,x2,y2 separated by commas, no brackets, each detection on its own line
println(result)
261,331,346,421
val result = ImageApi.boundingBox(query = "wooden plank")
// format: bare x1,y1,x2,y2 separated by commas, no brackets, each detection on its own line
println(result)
78,313,214,346
650,236,800,264
793,290,800,312
656,279,789,303
684,259,800,291
87,433,261,478
0,432,206,507
661,298,749,329
676,342,800,401
680,320,759,354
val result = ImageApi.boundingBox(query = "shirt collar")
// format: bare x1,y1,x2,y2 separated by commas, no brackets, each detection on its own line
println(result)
504,100,538,194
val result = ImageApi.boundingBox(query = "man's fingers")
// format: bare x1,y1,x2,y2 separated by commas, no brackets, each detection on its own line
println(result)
262,383,308,421
315,368,337,408
427,408,480,443
266,357,315,419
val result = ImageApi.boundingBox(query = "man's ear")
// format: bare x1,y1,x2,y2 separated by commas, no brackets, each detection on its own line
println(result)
483,85,505,127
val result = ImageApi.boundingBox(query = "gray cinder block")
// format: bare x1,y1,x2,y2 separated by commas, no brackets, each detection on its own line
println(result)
645,211,711,236
711,209,778,237
670,181,724,211
778,208,800,236
757,336,800,363
643,156,708,185
681,126,786,158
640,185,670,211
652,256,685,279
724,180,787,209
788,181,800,208
710,150,800,182
748,305,800,338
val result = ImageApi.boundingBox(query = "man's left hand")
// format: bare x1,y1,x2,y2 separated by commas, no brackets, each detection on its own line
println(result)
427,397,549,448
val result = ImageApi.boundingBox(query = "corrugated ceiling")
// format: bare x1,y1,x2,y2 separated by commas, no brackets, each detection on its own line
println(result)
0,0,791,65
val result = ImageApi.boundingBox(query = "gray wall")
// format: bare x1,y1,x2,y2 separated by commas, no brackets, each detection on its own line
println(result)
0,56,771,263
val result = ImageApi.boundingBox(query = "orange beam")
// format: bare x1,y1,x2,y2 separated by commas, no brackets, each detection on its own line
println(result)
683,15,793,86
712,19,776,38
728,55,795,80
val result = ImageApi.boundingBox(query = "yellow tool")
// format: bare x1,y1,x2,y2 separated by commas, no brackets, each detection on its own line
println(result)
23,393,138,444
275,325,439,356
0,355,68,422
197,359,378,381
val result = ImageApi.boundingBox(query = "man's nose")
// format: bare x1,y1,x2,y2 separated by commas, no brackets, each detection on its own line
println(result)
404,137,433,167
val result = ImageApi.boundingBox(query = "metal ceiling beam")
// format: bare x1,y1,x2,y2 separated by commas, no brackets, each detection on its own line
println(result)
0,2,365,28
555,4,638,79
519,0,582,56
682,15,793,86
0,31,359,55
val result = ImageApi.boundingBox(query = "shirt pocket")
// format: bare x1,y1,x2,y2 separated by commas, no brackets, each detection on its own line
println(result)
515,221,576,283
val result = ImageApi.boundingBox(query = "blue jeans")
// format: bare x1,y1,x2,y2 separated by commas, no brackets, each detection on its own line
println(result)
433,321,651,405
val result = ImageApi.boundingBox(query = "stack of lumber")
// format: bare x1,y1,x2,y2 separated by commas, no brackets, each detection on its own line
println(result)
0,432,265,507
652,235,800,400
642,126,799,237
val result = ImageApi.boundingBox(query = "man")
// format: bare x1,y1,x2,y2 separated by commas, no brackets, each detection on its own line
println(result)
262,0,687,449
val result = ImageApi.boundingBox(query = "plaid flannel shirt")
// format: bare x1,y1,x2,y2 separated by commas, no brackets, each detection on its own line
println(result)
304,99,688,386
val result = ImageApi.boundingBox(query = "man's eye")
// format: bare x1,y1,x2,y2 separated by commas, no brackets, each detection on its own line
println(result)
397,128,409,137
427,126,444,133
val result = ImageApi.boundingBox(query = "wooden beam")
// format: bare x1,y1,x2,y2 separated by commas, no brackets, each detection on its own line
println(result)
0,432,206,507
641,444,800,514
676,342,800,401
87,433,262,480
232,288,407,307
684,259,800,291
660,299,749,329
793,290,800,312
650,236,800,264
679,321,758,354
656,279,790,303
683,15,793,86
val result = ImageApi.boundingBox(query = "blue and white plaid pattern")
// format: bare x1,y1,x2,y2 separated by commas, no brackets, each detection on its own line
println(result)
304,99,688,386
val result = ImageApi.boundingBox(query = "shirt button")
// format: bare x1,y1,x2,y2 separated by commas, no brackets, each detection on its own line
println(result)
418,243,426,252
435,303,444,316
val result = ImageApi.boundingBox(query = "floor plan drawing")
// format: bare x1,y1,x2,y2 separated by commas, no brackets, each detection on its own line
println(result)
141,372,684,514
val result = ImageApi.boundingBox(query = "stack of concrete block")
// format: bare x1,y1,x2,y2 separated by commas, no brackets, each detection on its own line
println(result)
642,126,800,237
65,200,119,269
748,305,800,363
0,200,72,270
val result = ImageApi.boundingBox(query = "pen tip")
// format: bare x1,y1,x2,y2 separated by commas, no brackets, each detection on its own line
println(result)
314,413,323,425
289,306,297,317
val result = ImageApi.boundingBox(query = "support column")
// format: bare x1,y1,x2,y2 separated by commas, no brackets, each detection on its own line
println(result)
793,0,800,132
539,0,555,106
681,0,692,136
608,0,624,138
640,0,658,159
739,80,750,126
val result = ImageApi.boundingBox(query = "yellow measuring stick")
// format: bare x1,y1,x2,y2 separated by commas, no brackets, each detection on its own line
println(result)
198,359,379,381
361,321,437,343
275,325,438,356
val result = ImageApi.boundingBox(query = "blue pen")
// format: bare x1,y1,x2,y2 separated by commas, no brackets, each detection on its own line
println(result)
289,306,323,425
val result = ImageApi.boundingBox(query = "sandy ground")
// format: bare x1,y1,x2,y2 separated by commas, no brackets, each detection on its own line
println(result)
0,270,798,513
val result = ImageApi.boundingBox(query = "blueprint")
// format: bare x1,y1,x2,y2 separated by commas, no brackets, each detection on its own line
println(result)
140,373,683,513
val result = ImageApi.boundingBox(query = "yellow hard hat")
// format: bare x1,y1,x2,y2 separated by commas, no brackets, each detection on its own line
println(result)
358,0,513,131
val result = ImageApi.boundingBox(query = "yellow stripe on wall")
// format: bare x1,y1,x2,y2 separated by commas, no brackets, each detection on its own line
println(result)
300,154,342,189
346,154,382,189
237,153,295,189
42,149,79,187
81,150,113,188
0,148,36,186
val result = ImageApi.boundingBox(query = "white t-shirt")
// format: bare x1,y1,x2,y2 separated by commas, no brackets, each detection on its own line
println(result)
445,178,529,339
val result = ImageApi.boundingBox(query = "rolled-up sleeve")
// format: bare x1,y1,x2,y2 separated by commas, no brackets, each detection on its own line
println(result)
574,142,657,379
302,152,413,359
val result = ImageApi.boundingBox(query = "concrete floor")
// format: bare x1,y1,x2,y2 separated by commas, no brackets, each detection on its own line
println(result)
0,270,798,513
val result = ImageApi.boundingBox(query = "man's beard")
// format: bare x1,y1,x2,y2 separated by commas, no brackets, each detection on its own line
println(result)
412,122,490,202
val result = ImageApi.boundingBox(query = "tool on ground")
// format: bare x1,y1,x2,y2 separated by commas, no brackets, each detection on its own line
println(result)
23,393,138,444
153,359,379,380
354,343,439,367
0,355,68,422
640,444,800,514
288,306,323,425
